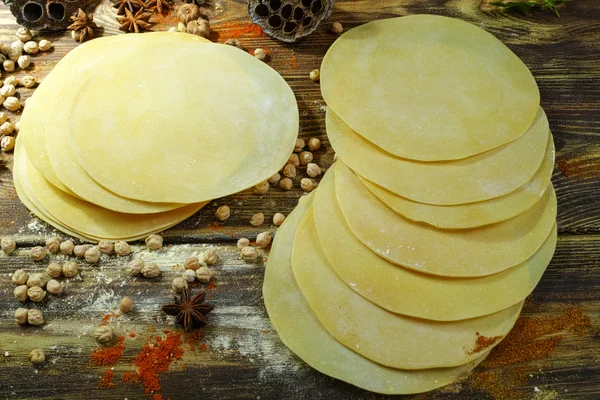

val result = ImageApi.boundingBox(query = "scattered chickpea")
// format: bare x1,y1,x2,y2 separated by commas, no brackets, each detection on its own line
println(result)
184,256,201,270
128,259,144,276
27,272,49,288
98,240,114,254
3,76,17,87
15,308,28,325
237,238,250,250
283,164,296,179
3,60,15,72
16,27,32,42
114,241,131,256
301,178,318,192
23,41,39,54
306,162,322,178
28,349,45,364
7,49,20,62
73,244,91,258
30,246,47,261
183,269,196,283
196,266,213,283
224,38,244,50
27,309,44,326
27,286,46,302
299,151,313,165
288,153,300,167
45,237,61,253
0,84,15,97
84,247,100,263
273,213,285,226
119,297,134,313
241,246,258,262
254,180,270,195
141,263,160,278
38,39,52,52
145,234,164,250
0,113,6,124
46,262,62,278
0,121,15,135
11,269,27,285
309,69,320,82
172,276,188,293
256,232,272,249
215,205,230,221
27,348,45,365
59,240,75,255
267,173,281,185
62,261,79,278
94,325,115,344
1,237,16,254
203,248,218,265
4,96,20,111
279,177,293,191
294,138,305,153
14,285,28,302
20,75,36,88
254,48,266,61
330,21,344,34
46,279,63,295
250,213,265,227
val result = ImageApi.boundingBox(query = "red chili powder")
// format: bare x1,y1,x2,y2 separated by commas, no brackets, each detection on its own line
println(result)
468,332,503,355
98,369,116,388
207,281,215,290
90,335,126,366
129,332,136,338
218,21,263,39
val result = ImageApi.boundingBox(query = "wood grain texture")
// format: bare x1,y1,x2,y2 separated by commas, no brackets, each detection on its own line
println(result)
0,0,599,399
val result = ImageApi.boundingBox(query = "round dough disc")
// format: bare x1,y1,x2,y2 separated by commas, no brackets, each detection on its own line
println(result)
264,192,487,394
321,15,540,161
359,138,555,229
327,107,550,205
333,162,557,277
313,167,557,320
292,207,523,369
68,40,299,203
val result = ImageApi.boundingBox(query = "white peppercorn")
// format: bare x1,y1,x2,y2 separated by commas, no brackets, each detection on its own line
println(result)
119,297,134,313
0,84,15,97
114,241,131,256
283,164,296,178
299,151,313,166
23,41,38,54
1,237,16,254
237,238,250,250
17,54,30,69
59,240,74,255
84,247,100,263
4,96,20,111
30,246,47,261
256,232,272,249
38,39,52,51
45,236,61,253
94,326,115,344
27,272,49,288
98,240,114,254
241,246,259,262
62,261,79,278
20,75,36,88
14,285,28,302
306,163,322,178
2,60,15,72
11,269,27,285
215,205,230,221
46,262,62,278
203,248,218,265
195,266,213,283
15,308,28,325
28,349,45,364
273,213,285,226
46,279,63,295
268,173,281,185
27,286,46,302
183,269,196,283
250,213,265,227
172,276,188,293
294,138,305,153
16,27,32,42
27,309,44,326
145,234,163,250
73,244,91,258
141,263,160,278
254,181,269,195
128,259,144,275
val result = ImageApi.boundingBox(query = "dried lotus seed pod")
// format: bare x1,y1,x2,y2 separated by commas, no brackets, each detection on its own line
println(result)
248,0,334,43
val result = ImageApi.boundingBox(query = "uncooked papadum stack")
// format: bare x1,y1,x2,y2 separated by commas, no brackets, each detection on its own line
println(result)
264,15,557,394
14,32,298,242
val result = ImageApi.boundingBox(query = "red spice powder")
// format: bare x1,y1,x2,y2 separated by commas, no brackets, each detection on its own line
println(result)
468,332,503,355
207,281,215,290
183,330,204,351
218,21,263,39
98,369,116,388
200,344,209,351
90,335,126,366
101,312,119,325
129,332,136,339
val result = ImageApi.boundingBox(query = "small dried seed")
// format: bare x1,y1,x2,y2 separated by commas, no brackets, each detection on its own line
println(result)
309,69,320,82
15,308,28,325
46,279,63,295
301,178,317,192
256,232,272,249
98,240,114,254
215,205,230,221
94,326,115,344
273,213,285,226
254,181,270,195
73,244,91,258
184,256,201,270
330,22,343,34
11,269,27,285
299,151,313,165
294,138,305,153
196,266,213,283
62,261,79,278
283,164,296,178
30,246,47,261
241,246,258,262
288,153,300,167
14,285,28,302
84,247,100,263
308,137,321,152
28,309,44,326
59,240,75,255
114,241,131,256
203,248,218,265
145,234,163,250
237,238,250,250
267,173,281,185
28,349,45,364
249,213,265,227
172,277,188,293
46,263,62,278
279,178,293,190
45,237,60,253
254,48,266,60
119,297,134,313
1,237,16,254
306,162,321,178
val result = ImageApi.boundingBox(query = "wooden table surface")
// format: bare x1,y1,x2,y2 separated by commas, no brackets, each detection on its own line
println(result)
0,1,599,399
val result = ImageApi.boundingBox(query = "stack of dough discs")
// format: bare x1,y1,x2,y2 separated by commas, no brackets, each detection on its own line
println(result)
264,15,557,394
14,32,299,242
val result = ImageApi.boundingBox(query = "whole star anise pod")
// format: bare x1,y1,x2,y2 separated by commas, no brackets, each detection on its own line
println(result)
117,8,152,33
67,8,98,43
161,288,214,331
145,0,170,14
111,0,145,16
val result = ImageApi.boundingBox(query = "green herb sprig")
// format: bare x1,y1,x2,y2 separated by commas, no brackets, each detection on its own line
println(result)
490,0,570,17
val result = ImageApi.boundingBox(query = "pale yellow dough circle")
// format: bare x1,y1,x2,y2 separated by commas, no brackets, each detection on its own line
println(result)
14,139,207,242
327,108,550,205
292,209,523,369
264,193,487,394
68,40,298,203
313,166,557,320
321,15,540,161
334,162,557,277
359,137,555,229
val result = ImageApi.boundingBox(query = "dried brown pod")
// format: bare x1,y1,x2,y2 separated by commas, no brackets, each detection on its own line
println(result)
6,0,85,30
248,0,334,43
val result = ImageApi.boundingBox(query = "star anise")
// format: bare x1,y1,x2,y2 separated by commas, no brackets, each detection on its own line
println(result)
111,0,145,16
117,8,152,33
161,288,214,331
67,8,98,43
145,0,170,14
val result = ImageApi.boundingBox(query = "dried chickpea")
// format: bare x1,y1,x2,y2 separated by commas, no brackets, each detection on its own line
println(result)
28,349,45,364
30,246,47,261
184,256,201,270
250,213,265,227
11,269,27,285
267,173,281,185
241,246,258,262
273,213,285,226
306,163,322,178
256,232,272,249
203,248,218,265
254,48,266,61
3,60,15,72
237,238,250,250
196,266,213,283
45,237,61,253
309,69,320,82
0,84,15,97
1,237,16,254
62,261,79,278
299,151,313,165
294,138,305,153
141,263,160,278
128,259,144,276
27,309,44,326
46,262,62,278
330,21,343,34
27,272,49,288
15,308,28,325
183,269,196,283
94,326,115,344
279,177,293,190
0,121,15,135
0,112,6,124
254,181,269,195
288,153,300,167
114,241,131,256
7,49,20,62
38,39,52,51
283,164,296,178
14,285,28,302
59,240,75,255
145,234,163,250
4,96,20,111
23,41,39,54
73,244,91,258
215,205,230,221
20,75,36,88
1,136,14,152
84,247,100,263
46,279,63,295
3,76,17,87
16,27,32,41
120,297,134,313
11,40,24,53
301,178,318,192
172,276,188,293
98,240,114,254
27,286,46,302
